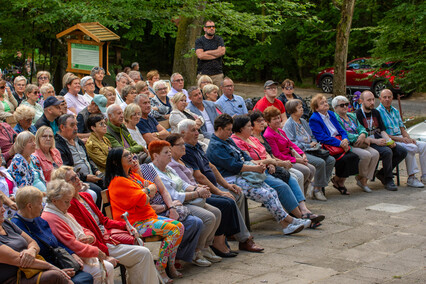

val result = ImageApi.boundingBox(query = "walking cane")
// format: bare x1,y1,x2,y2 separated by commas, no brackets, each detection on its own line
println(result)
121,212,165,284
121,211,144,246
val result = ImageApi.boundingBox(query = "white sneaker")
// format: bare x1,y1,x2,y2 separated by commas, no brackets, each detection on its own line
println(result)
407,176,424,188
192,250,212,267
292,218,312,229
313,189,327,201
201,247,222,263
283,223,304,235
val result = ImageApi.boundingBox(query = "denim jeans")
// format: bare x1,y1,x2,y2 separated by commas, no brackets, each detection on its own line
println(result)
265,171,305,213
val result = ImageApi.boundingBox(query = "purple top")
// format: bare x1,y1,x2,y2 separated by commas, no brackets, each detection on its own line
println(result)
65,92,90,114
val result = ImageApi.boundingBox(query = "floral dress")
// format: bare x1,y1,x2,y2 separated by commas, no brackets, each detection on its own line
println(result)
8,153,46,192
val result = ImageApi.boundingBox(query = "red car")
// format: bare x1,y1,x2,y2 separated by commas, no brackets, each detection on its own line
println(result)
316,57,405,97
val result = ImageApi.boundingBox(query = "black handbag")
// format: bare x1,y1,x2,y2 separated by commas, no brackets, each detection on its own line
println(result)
271,166,290,183
14,215,81,272
306,148,330,161
49,246,80,272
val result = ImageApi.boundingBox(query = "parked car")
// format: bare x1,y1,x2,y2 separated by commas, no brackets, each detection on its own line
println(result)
316,57,407,97
407,121,426,142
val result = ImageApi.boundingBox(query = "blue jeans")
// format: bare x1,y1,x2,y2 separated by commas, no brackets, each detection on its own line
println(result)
176,215,203,262
71,270,94,284
265,171,305,213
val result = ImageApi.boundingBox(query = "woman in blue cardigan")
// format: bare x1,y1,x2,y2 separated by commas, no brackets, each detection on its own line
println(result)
308,94,359,195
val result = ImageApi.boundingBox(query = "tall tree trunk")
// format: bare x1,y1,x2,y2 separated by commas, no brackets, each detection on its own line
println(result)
333,0,356,97
172,16,203,87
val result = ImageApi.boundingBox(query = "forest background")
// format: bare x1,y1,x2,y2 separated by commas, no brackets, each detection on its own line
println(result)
0,0,424,95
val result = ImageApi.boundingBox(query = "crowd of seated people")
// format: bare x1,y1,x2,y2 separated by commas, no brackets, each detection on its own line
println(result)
1,64,425,284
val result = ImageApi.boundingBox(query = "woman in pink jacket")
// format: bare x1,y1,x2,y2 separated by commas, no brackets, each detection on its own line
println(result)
263,106,315,193
42,179,115,284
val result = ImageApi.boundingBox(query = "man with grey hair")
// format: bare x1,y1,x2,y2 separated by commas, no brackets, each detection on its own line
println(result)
55,114,102,206
128,70,142,84
115,72,135,104
167,73,188,99
135,94,169,145
377,89,426,187
105,104,146,155
216,77,248,116
187,86,218,139
178,119,264,253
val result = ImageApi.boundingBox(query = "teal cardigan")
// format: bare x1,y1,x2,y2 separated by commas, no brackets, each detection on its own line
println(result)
334,112,368,144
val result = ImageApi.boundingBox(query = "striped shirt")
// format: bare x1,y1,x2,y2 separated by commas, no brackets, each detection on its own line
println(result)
376,103,404,136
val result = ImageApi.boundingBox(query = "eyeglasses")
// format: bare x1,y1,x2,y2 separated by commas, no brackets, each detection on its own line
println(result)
284,87,294,90
338,103,349,108
205,26,215,29
85,82,95,86
41,134,53,139
16,84,26,87
92,67,104,71
266,86,277,90
123,152,131,158
157,87,168,92
97,122,107,127
39,76,49,80
174,79,184,82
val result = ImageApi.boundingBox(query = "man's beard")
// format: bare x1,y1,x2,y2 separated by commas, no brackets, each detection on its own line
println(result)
206,31,215,37
365,104,374,111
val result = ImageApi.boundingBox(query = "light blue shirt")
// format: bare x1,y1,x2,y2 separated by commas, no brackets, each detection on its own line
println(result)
376,103,404,136
215,94,248,116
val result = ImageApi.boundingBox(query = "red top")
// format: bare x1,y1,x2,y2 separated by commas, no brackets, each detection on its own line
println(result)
108,173,157,225
231,134,268,160
33,148,63,181
253,96,285,113
68,192,127,255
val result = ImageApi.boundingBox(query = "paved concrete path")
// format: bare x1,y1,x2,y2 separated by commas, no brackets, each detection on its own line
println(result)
115,165,426,283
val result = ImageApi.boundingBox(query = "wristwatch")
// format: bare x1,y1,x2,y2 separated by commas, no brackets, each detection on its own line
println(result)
155,132,160,138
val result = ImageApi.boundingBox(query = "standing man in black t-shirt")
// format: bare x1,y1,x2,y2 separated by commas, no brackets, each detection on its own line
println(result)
195,20,226,88
355,91,407,191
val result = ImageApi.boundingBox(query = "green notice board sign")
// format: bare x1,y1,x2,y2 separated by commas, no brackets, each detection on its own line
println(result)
71,43,99,71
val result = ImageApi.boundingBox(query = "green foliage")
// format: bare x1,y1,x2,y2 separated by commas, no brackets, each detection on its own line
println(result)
370,0,426,92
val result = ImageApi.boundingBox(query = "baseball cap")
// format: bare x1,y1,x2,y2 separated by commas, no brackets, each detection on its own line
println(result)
264,80,279,89
44,96,61,109
93,95,107,113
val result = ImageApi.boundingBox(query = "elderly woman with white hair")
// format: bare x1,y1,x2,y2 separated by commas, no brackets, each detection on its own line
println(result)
13,75,27,105
120,85,138,110
13,105,37,134
91,66,106,94
169,92,204,133
332,95,380,193
41,179,115,284
7,131,47,192
21,84,43,123
150,80,172,122
115,72,134,104
124,103,147,148
197,75,213,95
39,83,56,107
81,76,96,104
